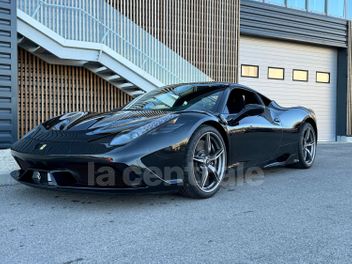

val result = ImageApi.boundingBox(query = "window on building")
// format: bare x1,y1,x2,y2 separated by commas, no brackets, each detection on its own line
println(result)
268,67,285,80
241,65,259,78
293,70,309,82
265,0,285,6
287,0,306,10
251,0,350,20
308,0,326,14
327,0,345,18
316,72,330,83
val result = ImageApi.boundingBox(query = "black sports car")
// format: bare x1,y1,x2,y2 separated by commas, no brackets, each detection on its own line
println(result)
11,83,317,198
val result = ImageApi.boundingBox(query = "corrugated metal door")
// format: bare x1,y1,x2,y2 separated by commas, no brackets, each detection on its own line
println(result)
239,36,337,142
0,0,17,148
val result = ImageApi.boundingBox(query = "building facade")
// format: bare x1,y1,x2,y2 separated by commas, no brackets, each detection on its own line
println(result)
245,0,352,142
252,0,352,20
0,0,351,148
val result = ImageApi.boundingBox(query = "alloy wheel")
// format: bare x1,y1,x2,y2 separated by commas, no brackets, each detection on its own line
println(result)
303,126,316,165
192,132,226,193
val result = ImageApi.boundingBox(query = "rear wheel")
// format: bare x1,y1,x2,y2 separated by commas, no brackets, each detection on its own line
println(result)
179,126,227,199
295,123,317,169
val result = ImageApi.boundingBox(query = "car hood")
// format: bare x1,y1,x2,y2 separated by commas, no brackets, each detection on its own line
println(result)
44,110,178,135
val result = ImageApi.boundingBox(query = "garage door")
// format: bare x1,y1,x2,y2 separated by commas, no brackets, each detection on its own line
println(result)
239,36,337,142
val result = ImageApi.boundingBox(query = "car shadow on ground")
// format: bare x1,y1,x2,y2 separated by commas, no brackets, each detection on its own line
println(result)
10,184,190,211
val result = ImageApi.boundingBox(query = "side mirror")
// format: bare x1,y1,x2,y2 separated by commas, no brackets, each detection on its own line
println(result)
243,104,265,116
227,104,265,125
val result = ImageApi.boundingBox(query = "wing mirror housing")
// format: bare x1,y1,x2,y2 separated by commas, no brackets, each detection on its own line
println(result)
243,104,265,116
227,104,265,125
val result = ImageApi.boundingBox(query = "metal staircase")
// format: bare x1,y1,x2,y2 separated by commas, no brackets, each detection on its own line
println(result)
17,0,211,97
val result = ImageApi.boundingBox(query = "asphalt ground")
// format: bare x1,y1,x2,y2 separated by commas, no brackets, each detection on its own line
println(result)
0,143,351,264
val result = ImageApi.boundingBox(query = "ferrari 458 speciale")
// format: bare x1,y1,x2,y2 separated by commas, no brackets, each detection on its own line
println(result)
11,83,317,198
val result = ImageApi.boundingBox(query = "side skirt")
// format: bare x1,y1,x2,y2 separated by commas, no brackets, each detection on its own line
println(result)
263,154,299,169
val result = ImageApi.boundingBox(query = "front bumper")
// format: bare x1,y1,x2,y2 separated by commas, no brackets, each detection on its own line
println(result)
11,150,182,193
10,170,156,193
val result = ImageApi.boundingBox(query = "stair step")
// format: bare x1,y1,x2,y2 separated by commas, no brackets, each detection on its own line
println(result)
17,35,25,44
130,91,145,97
106,75,122,82
94,66,108,74
84,62,103,70
29,46,46,55
99,69,115,76
18,39,38,51
117,83,137,90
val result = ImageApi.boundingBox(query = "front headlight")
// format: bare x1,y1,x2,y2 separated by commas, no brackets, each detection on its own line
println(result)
110,114,178,146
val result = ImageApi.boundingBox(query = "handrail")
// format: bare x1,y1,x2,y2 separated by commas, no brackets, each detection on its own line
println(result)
17,0,211,85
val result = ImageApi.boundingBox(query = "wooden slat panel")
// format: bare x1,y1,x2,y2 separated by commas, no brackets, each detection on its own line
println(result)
107,0,240,83
17,48,132,138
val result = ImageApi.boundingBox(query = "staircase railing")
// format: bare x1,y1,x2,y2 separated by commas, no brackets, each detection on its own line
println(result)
17,0,211,85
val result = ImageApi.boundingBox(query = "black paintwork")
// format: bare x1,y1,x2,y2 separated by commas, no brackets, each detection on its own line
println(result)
11,83,317,192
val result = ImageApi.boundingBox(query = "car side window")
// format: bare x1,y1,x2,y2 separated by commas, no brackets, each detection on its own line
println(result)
226,89,262,114
244,90,261,105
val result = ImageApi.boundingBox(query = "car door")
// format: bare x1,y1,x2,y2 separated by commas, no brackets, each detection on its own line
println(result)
225,88,283,164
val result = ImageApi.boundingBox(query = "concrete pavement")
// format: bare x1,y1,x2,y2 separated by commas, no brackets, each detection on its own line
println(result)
0,144,352,263
0,149,18,185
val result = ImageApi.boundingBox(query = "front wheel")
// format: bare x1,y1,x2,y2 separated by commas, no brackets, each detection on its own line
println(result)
296,123,317,169
179,126,227,199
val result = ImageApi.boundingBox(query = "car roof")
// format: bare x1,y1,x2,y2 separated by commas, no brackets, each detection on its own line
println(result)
168,82,246,89
169,82,258,93
172,82,272,103
159,82,271,102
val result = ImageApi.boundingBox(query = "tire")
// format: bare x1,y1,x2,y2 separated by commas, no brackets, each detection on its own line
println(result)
295,123,317,169
179,125,227,199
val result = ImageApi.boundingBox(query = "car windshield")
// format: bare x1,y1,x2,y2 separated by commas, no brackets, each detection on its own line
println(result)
123,84,224,112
